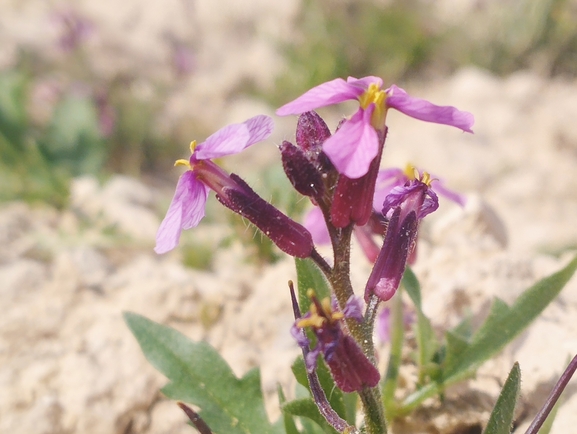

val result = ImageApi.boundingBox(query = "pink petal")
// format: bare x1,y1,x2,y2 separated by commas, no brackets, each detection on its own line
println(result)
276,78,364,116
303,207,330,245
243,114,274,146
386,85,475,133
322,107,379,179
154,171,208,254
194,115,274,159
346,75,383,90
373,168,405,211
194,123,249,159
431,180,467,207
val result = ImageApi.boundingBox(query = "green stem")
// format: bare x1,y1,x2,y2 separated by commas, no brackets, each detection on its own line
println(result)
359,387,388,434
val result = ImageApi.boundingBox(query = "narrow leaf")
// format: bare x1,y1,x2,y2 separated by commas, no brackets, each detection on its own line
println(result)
278,386,300,434
282,398,338,434
124,312,282,434
483,362,521,434
444,255,577,381
291,356,347,421
402,268,439,382
402,267,422,309
295,258,331,313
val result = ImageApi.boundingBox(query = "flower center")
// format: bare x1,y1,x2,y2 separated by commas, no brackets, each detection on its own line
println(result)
174,140,198,169
296,290,344,329
358,83,388,130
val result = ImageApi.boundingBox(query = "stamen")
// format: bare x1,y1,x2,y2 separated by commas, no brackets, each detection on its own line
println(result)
174,159,191,168
403,163,418,180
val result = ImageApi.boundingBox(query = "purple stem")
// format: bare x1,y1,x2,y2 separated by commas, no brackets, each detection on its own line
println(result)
524,354,577,434
177,402,213,434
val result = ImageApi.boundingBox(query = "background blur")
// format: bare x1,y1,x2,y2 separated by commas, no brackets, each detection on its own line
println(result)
3,1,577,433
2,0,576,209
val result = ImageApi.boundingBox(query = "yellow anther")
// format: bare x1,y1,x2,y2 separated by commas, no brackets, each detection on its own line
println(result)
331,311,345,321
403,163,418,180
174,159,191,168
420,171,433,187
359,83,384,109
189,140,197,154
358,82,388,130
297,314,326,329
321,298,332,315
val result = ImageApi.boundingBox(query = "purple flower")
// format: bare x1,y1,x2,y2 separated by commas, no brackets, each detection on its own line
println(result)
277,76,474,179
52,9,93,52
293,293,380,392
365,173,439,302
374,165,466,212
155,115,274,254
376,305,415,343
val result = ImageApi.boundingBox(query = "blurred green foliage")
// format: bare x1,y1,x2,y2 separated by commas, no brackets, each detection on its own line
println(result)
464,0,577,75
272,0,435,105
3,0,577,264
271,0,577,104
0,70,102,207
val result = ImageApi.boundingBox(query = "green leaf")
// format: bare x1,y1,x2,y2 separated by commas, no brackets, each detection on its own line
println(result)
42,94,104,175
483,362,521,434
402,267,422,309
402,268,438,383
443,330,470,377
444,255,577,382
295,258,331,313
281,398,337,434
124,312,282,434
0,71,28,149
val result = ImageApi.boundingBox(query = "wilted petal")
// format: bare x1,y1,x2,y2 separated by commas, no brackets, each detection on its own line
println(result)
155,172,208,254
372,168,405,211
386,85,474,133
276,78,364,116
342,295,363,322
323,107,379,179
420,187,439,219
325,334,380,392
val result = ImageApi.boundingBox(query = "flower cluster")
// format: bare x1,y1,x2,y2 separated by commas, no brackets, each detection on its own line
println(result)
154,75,473,428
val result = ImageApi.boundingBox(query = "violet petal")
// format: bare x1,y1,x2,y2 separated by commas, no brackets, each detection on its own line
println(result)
386,85,474,133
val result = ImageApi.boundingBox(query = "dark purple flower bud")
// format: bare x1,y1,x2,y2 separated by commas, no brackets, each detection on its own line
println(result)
365,176,438,302
216,173,314,258
330,151,381,228
294,292,380,392
329,127,386,228
280,140,324,197
364,208,417,302
296,111,331,153
295,111,334,172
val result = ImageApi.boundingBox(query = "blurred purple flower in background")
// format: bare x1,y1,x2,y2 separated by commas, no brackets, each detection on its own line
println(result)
52,9,93,53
